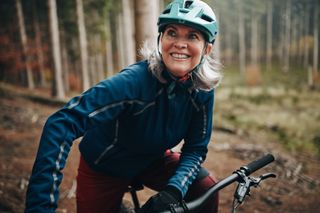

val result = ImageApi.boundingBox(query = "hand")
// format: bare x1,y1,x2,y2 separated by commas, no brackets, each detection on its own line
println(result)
138,186,182,213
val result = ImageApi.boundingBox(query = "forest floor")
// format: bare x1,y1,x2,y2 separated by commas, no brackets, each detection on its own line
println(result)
0,82,319,213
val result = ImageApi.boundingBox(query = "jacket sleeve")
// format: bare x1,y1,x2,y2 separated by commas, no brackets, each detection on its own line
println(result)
25,72,137,212
167,90,214,198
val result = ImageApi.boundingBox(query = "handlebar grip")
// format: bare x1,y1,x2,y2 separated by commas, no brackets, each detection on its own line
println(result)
241,153,275,175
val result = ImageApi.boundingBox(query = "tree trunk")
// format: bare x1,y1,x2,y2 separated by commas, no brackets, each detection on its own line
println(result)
121,0,136,66
276,4,286,67
61,35,70,93
96,54,105,81
112,11,121,71
303,4,311,70
266,0,273,72
94,35,105,81
238,3,246,73
313,2,319,73
297,8,305,66
105,15,114,77
76,0,90,91
117,14,125,68
247,7,261,86
16,0,35,89
291,12,298,66
89,55,96,85
33,1,47,87
134,0,159,61
283,0,291,72
48,0,65,98
250,14,259,66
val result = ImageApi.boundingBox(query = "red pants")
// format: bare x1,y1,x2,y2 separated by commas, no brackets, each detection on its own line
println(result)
76,151,219,213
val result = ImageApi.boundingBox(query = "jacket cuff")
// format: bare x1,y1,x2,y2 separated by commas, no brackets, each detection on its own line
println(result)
164,185,183,201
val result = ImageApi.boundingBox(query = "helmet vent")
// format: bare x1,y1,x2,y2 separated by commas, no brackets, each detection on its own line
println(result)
184,1,193,9
163,8,170,14
201,14,213,22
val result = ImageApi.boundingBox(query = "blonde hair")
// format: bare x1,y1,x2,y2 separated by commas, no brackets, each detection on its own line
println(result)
139,41,222,91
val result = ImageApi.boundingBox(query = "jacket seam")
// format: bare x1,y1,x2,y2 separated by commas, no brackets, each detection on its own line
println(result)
50,141,67,205
67,95,83,109
180,158,202,188
88,100,145,118
133,102,156,116
202,106,207,139
133,88,164,116
189,97,200,111
94,120,119,165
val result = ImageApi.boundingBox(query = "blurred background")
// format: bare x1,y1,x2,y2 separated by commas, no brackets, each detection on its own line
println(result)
0,0,319,212
0,0,319,95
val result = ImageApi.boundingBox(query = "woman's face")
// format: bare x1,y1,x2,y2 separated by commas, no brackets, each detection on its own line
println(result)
160,24,212,78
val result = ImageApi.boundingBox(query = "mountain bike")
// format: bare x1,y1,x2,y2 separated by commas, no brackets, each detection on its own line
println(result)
123,153,276,213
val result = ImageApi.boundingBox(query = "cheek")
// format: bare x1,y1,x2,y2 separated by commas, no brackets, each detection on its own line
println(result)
194,44,205,56
161,40,170,54
191,47,203,62
161,43,172,65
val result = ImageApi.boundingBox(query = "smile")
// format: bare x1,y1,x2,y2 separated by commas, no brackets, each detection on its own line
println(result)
170,53,190,59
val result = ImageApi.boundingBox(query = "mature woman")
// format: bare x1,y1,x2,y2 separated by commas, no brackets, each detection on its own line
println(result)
25,0,222,212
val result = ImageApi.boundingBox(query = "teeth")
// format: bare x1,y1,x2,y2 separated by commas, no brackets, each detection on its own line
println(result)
171,53,189,59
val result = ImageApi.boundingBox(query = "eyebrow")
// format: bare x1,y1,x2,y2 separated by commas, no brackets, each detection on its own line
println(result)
166,25,201,35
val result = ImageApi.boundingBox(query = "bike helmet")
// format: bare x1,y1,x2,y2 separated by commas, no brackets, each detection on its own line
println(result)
157,0,218,43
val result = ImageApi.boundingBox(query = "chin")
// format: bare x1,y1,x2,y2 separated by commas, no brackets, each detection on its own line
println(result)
170,71,188,77
168,67,191,77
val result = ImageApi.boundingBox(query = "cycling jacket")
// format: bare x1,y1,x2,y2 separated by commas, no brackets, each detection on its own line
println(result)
25,60,215,212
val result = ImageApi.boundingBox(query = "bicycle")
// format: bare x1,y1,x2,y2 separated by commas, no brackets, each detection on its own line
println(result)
123,153,276,213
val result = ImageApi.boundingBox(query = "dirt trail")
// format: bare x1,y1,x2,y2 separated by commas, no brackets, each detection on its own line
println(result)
0,85,319,213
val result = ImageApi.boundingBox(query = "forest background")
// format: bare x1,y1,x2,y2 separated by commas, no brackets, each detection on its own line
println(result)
0,0,319,212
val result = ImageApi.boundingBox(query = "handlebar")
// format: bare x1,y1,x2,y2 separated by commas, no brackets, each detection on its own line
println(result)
161,153,276,213
241,153,275,175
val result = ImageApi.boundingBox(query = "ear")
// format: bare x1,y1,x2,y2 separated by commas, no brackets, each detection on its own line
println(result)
204,43,213,55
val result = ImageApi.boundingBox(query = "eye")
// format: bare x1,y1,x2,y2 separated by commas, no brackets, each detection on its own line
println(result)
166,29,177,38
188,33,200,40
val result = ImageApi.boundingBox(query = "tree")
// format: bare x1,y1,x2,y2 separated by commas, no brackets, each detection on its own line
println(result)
104,14,114,77
283,0,292,72
16,0,35,89
33,1,47,87
238,1,246,73
313,1,319,73
266,0,273,72
48,0,65,98
303,3,311,70
250,14,259,66
134,0,159,61
118,0,136,66
76,0,90,91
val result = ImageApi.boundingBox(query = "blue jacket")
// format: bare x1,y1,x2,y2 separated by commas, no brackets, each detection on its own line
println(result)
25,60,215,212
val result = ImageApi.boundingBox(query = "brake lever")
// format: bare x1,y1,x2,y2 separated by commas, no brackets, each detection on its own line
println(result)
251,172,276,186
234,172,276,205
260,172,277,180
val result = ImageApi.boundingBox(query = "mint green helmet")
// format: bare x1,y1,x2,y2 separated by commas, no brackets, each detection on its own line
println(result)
157,0,218,43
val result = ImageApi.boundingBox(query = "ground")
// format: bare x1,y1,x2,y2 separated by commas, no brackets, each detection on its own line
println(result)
0,84,319,213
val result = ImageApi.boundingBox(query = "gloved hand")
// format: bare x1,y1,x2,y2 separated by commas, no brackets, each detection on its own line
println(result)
137,186,182,213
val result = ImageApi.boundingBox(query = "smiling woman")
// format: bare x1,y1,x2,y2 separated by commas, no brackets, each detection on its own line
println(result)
25,1,222,213
160,24,213,78
142,0,221,92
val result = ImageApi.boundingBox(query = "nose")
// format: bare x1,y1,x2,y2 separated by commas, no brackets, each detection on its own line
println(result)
174,39,187,49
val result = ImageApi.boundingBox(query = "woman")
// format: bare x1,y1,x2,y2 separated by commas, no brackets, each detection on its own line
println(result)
25,0,222,212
